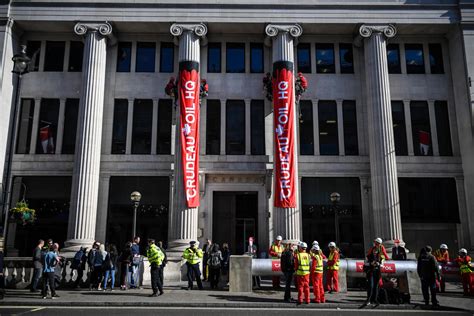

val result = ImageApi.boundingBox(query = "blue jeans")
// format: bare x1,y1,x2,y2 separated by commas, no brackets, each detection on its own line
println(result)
129,265,139,287
103,269,116,289
30,267,42,291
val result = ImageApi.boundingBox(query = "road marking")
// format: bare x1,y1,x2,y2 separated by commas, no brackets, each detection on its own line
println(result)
10,307,45,315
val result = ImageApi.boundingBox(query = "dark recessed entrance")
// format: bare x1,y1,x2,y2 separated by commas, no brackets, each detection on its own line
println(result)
212,191,258,255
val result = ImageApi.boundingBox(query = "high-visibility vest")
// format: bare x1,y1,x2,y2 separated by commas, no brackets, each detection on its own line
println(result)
458,256,472,274
270,244,283,259
147,244,165,266
328,251,340,271
296,252,310,276
182,247,203,264
312,253,323,274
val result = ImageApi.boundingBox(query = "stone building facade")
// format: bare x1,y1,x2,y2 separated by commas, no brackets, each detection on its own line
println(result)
0,0,474,266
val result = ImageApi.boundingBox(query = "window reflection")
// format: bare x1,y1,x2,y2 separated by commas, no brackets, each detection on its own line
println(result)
68,41,84,72
160,42,174,73
132,99,153,154
429,44,444,74
44,41,65,72
405,44,425,74
26,41,41,72
316,44,335,74
206,100,221,155
117,42,131,72
226,100,245,154
157,99,172,155
136,42,156,73
318,100,338,155
251,100,265,155
112,99,128,154
208,43,221,73
297,43,311,73
250,43,264,73
16,99,35,154
299,100,314,155
434,101,452,156
387,44,401,74
226,43,245,73
62,99,79,154
339,44,354,74
391,101,408,156
342,100,358,155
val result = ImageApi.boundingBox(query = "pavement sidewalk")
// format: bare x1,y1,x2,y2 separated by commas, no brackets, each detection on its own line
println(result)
1,281,474,313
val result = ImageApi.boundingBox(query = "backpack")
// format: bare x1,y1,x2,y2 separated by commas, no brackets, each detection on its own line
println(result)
71,249,84,269
209,252,221,268
102,252,113,270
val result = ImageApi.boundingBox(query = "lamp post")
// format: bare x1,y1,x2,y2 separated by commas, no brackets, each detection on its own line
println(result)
130,191,142,240
330,192,341,246
1,45,30,245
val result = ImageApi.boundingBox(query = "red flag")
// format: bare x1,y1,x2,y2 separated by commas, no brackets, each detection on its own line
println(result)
273,66,296,208
179,67,200,208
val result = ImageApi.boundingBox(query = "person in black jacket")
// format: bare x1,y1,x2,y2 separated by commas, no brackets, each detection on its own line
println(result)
417,246,440,307
157,241,167,287
30,239,44,292
119,242,132,290
280,243,296,302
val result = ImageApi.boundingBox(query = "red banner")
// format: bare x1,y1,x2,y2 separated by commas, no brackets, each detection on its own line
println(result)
179,67,200,208
272,260,282,272
273,66,297,208
355,261,396,273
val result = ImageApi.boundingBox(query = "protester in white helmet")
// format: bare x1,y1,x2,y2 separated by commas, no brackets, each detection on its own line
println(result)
433,243,450,293
455,248,474,296
326,242,340,293
269,235,284,289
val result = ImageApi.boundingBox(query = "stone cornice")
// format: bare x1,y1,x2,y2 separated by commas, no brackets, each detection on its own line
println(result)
359,24,397,38
265,24,303,38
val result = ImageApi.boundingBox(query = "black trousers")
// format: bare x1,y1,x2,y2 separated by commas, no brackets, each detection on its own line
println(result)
208,267,221,289
284,271,294,300
31,267,42,291
421,278,438,305
367,269,381,303
186,262,203,289
41,272,56,297
159,265,165,287
73,268,84,287
150,265,163,294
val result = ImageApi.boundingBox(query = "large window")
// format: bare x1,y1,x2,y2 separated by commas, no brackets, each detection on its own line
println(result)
44,41,65,72
429,43,444,74
343,100,358,155
315,43,335,74
339,43,354,74
132,99,153,154
391,101,408,156
160,42,174,73
206,100,221,155
16,99,35,154
116,42,132,72
111,99,128,154
36,99,60,154
26,41,41,72
157,99,172,155
410,101,432,156
250,43,264,73
61,99,79,154
226,100,245,154
399,178,459,223
434,101,452,156
251,100,265,155
405,44,425,74
387,44,401,74
302,177,364,258
68,41,84,72
226,43,245,73
136,42,156,72
297,43,311,73
299,100,314,155
318,100,338,155
207,43,221,73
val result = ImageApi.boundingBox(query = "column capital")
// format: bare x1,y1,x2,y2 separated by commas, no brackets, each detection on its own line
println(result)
74,22,113,37
359,24,397,39
265,24,303,38
170,23,208,38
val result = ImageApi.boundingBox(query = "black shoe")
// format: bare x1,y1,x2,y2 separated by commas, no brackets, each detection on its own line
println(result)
186,287,192,290
159,291,164,296
149,293,158,297
198,287,203,290
297,302,302,305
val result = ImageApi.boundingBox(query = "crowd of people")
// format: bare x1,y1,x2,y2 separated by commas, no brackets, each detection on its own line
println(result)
29,234,473,305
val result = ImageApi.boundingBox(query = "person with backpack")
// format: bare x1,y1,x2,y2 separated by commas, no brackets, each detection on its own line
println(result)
103,244,118,291
71,247,87,288
280,242,296,302
119,242,132,290
207,243,223,289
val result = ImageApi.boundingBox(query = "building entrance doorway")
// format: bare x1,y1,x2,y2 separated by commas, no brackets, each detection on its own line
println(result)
213,192,258,255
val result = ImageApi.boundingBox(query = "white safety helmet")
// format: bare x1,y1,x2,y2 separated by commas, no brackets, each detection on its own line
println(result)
374,237,383,244
312,240,319,246
312,245,320,251
300,242,308,249
276,235,283,241
328,241,336,248
440,244,448,250
459,248,468,254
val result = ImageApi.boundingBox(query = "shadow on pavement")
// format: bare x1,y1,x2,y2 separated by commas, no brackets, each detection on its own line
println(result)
209,294,282,303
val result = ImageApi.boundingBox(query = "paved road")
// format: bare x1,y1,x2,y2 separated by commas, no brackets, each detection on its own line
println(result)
0,306,471,316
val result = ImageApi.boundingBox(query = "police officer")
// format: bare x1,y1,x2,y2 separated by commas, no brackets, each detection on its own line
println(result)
182,241,203,290
146,239,165,297
294,242,310,305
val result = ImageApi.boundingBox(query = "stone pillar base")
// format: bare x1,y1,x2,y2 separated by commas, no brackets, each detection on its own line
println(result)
62,238,95,257
229,255,252,293
164,253,186,282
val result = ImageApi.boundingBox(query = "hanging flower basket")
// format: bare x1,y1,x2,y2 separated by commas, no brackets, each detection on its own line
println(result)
10,200,36,226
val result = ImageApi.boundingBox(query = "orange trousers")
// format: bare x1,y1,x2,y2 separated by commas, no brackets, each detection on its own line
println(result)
325,270,339,292
311,273,325,303
461,273,474,296
296,275,310,303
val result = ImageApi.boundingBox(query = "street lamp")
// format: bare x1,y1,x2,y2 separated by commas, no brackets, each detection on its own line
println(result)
130,191,142,240
1,45,31,246
330,192,341,246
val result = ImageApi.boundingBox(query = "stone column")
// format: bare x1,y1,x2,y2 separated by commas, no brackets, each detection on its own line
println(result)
167,23,207,254
265,24,302,242
359,24,403,249
64,22,112,252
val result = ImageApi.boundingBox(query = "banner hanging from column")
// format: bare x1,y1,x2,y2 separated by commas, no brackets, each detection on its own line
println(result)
179,61,200,208
273,62,296,208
